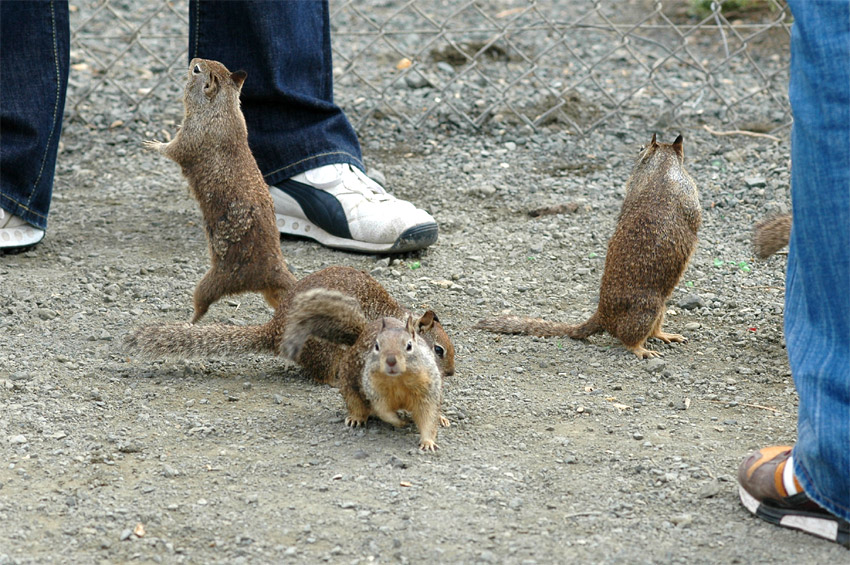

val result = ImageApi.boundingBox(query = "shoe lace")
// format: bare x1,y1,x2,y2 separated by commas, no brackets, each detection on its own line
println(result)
339,165,394,203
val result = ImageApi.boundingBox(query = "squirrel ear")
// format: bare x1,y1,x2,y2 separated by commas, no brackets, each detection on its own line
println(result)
230,70,247,89
417,311,436,332
405,315,417,336
672,134,684,158
650,133,657,146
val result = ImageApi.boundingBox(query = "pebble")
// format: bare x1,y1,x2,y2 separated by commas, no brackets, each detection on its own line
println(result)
9,435,27,444
404,73,431,89
119,529,133,541
36,308,57,320
389,456,408,469
744,176,766,188
685,322,701,331
436,62,454,74
632,432,644,440
644,358,666,374
699,480,722,498
677,294,705,310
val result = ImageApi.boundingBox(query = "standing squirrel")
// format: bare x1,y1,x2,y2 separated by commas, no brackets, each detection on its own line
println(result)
281,289,445,451
125,265,455,383
144,58,296,323
753,213,791,259
477,134,701,359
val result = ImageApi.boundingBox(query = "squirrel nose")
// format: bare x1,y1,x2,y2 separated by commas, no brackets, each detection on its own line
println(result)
385,355,397,367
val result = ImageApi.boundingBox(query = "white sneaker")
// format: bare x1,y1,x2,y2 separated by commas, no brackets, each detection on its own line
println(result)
0,208,44,250
270,163,438,253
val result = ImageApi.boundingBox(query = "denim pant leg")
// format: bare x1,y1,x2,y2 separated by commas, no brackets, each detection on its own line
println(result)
0,0,69,230
189,0,363,186
785,0,850,521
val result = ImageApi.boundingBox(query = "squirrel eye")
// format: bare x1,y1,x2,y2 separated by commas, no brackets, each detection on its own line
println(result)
406,341,413,351
434,345,444,358
193,64,202,74
374,342,380,352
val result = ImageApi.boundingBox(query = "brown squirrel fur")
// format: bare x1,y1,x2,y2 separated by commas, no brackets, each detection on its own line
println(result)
125,265,455,383
477,134,701,359
144,58,296,323
281,289,445,451
753,213,791,259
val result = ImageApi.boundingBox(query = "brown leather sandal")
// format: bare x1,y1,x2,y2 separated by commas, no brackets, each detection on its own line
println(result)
738,445,849,547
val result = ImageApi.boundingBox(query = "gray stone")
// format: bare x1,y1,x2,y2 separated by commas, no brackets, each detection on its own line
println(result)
678,294,706,310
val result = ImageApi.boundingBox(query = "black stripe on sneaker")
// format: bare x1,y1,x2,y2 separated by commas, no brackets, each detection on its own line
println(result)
748,490,850,547
275,179,352,240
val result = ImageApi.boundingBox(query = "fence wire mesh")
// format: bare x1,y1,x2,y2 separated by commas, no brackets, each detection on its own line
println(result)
67,0,792,136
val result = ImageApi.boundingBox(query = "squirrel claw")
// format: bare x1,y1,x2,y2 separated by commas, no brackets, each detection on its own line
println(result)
632,346,662,359
345,417,366,428
419,440,439,452
439,415,451,428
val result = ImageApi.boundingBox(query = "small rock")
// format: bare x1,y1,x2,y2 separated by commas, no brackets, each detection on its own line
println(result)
678,294,705,310
36,308,57,321
118,441,142,454
744,176,766,188
273,394,283,405
685,322,701,331
389,456,408,469
9,435,27,444
644,358,666,374
699,480,722,498
436,61,454,74
404,73,431,89
671,513,694,527
632,432,644,441
162,465,180,478
353,449,369,460
119,529,133,541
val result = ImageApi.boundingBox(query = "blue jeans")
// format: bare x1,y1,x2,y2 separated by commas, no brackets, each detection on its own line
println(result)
786,0,850,521
0,0,362,231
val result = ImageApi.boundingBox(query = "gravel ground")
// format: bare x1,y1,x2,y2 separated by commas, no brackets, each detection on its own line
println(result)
3,2,846,564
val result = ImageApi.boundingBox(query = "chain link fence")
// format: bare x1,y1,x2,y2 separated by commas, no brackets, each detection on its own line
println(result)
67,0,791,136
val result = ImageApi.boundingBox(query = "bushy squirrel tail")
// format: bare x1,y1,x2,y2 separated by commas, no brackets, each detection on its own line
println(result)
475,312,602,339
125,321,276,358
280,288,367,362
753,213,792,259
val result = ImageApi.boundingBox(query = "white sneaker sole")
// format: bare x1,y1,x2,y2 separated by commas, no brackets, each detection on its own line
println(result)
275,213,437,253
0,224,45,250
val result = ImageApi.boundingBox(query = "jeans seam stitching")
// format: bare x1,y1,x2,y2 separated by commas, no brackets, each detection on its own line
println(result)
0,195,48,221
29,0,63,203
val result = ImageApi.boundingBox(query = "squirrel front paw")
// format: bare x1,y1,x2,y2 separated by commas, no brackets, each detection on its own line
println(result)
418,438,439,452
344,416,367,428
439,414,451,428
142,140,165,153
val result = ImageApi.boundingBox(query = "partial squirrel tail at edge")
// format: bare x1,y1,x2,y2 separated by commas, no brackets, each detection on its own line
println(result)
125,322,276,359
753,213,791,259
475,312,602,339
279,288,367,362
